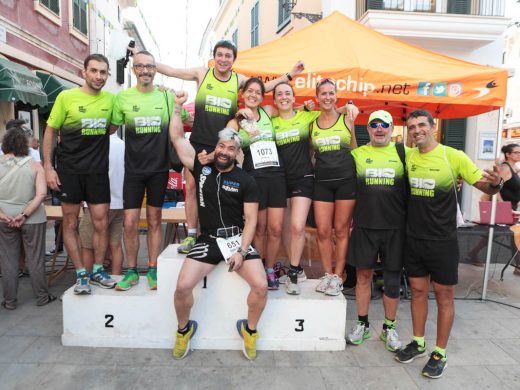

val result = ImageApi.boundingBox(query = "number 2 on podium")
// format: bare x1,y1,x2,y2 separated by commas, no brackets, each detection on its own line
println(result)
105,314,114,328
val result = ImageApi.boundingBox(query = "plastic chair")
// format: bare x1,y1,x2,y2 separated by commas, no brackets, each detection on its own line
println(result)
500,224,520,281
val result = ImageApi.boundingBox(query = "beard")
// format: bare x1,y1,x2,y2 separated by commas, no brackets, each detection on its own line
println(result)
214,152,234,170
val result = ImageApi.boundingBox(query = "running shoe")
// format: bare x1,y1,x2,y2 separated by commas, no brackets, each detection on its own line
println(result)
422,351,447,379
147,267,157,290
380,325,402,352
395,340,427,363
172,320,198,360
73,272,91,295
278,267,307,284
315,273,332,293
45,248,63,257
324,274,343,296
115,269,139,291
177,236,196,254
347,321,371,345
285,270,301,295
90,268,116,289
266,270,279,290
236,319,259,360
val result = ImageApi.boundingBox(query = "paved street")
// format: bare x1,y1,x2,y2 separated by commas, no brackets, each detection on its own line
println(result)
1,228,520,389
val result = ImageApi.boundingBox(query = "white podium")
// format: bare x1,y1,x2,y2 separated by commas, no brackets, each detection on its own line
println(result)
62,245,346,351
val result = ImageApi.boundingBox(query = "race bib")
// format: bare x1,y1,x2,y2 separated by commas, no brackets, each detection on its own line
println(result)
250,140,279,169
216,234,253,262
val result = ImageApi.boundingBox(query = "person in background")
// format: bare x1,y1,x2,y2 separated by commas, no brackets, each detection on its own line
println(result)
499,143,520,210
79,133,125,275
0,126,55,310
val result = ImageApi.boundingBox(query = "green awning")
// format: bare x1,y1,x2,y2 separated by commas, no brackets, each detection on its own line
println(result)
0,58,47,107
36,71,77,113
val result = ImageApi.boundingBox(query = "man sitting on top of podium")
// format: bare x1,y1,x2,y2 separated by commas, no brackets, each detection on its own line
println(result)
168,91,268,361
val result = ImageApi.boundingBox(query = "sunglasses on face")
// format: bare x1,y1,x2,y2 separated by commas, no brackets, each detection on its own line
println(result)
369,122,391,129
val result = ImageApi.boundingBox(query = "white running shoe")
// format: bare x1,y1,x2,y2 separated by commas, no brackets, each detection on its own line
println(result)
315,273,332,293
324,274,343,296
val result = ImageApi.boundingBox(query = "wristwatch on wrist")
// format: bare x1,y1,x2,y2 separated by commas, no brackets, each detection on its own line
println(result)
237,247,248,258
490,177,504,190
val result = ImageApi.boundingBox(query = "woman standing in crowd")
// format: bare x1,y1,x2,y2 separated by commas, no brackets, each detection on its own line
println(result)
225,77,286,289
0,126,55,310
271,81,357,295
499,143,520,210
311,78,357,296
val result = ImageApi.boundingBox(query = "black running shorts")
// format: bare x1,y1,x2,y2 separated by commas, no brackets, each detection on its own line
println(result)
123,171,169,209
404,237,459,285
347,227,405,271
57,171,110,205
286,175,314,199
313,177,356,202
254,175,287,210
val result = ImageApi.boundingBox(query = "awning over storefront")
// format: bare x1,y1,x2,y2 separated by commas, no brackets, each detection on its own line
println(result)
36,71,77,113
0,58,47,107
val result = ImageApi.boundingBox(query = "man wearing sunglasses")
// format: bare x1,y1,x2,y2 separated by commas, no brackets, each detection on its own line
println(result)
347,110,407,353
110,51,190,291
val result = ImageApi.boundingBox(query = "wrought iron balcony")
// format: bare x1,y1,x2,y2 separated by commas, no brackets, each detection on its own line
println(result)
365,0,504,17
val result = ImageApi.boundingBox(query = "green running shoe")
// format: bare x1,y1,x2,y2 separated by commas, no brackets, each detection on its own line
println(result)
115,269,139,291
147,267,157,290
178,235,196,254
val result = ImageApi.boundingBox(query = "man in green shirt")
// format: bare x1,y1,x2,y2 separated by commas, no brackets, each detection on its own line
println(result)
395,110,503,378
43,54,116,294
110,51,188,291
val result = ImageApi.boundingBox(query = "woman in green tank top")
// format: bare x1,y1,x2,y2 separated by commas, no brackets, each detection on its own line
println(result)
311,78,357,297
225,77,286,290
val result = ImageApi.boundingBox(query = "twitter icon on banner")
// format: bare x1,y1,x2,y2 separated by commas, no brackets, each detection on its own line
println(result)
432,83,447,96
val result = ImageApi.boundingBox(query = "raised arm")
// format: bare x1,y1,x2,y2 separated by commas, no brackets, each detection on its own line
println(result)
169,91,196,171
156,64,206,85
473,159,503,195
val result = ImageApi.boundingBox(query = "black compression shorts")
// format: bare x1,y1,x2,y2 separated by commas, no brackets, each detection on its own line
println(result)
313,178,356,202
186,235,261,265
254,175,287,210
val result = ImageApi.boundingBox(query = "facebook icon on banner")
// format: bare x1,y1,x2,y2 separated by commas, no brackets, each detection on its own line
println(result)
417,82,431,96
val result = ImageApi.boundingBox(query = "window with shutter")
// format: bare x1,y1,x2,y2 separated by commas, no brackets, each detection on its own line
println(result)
40,0,60,15
73,0,88,35
441,118,467,151
447,0,471,14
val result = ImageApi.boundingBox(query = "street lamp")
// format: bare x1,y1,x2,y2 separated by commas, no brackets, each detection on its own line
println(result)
282,0,322,23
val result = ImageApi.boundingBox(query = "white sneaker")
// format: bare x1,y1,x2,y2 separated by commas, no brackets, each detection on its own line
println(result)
380,326,402,352
285,272,301,295
324,274,343,296
315,273,332,293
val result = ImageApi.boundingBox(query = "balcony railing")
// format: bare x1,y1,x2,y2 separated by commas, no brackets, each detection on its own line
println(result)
364,0,505,16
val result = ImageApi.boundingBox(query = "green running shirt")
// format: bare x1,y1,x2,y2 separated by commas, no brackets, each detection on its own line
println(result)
406,144,482,239
352,143,410,229
239,107,283,177
272,110,320,179
47,87,114,174
191,68,239,147
311,114,355,181
112,87,180,175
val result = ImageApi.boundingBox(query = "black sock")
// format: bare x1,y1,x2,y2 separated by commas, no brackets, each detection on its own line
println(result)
358,315,369,327
245,324,256,336
178,323,190,335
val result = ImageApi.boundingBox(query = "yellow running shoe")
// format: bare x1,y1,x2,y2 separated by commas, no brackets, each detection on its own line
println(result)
236,319,258,360
172,320,198,360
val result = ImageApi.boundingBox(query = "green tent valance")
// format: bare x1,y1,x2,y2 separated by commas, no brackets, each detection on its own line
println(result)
36,71,77,113
0,58,47,107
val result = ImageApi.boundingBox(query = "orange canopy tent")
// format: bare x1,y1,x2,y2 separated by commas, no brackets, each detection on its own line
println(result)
226,11,507,124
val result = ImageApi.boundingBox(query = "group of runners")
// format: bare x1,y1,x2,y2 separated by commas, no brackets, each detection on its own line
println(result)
43,40,504,378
